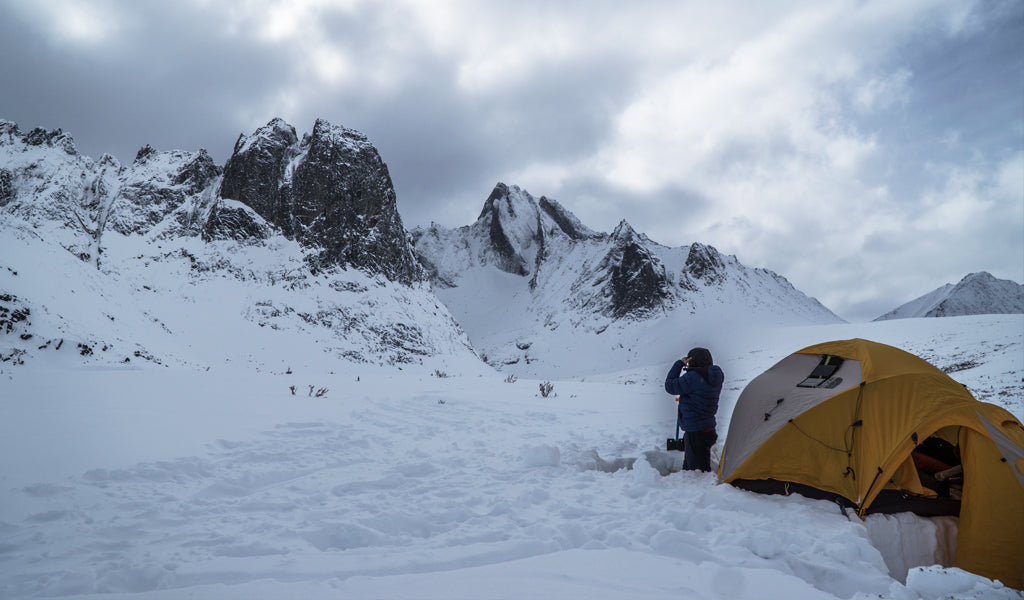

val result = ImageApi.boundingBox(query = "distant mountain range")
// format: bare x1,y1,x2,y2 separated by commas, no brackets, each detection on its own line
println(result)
875,272,1024,321
4,116,1014,375
0,118,474,370
412,183,842,375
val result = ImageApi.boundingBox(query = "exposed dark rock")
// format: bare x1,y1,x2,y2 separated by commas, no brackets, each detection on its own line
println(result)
0,121,18,138
220,118,423,284
134,145,158,164
684,242,727,286
0,168,12,207
202,200,271,242
0,117,481,368
0,293,31,336
173,149,221,194
23,127,78,155
538,195,596,241
289,119,422,284
467,183,603,281
219,118,299,234
413,251,456,289
112,182,183,235
102,148,221,236
479,183,531,276
592,221,672,319
415,183,679,321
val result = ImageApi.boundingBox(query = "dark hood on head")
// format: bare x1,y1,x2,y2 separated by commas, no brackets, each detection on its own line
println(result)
687,347,713,367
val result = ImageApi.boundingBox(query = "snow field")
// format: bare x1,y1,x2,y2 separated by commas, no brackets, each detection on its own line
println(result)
0,368,871,598
2,322,1022,600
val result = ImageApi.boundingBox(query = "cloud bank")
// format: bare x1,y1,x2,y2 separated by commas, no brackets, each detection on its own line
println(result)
1,0,1021,320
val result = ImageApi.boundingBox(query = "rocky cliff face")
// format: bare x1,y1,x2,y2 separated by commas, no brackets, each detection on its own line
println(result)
478,183,601,272
110,146,222,237
588,221,671,319
219,118,298,232
220,118,423,284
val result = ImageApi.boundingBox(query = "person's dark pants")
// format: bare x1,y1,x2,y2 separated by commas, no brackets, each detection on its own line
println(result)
683,429,718,472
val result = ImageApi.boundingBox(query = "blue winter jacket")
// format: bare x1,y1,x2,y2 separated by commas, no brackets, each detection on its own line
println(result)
665,360,724,432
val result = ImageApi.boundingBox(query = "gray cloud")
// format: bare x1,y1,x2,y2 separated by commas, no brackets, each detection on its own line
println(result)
1,0,1021,322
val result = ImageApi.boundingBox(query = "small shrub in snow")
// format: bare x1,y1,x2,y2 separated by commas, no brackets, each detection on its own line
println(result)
433,369,449,378
504,374,517,383
1,349,26,365
308,385,328,398
289,385,296,395
539,381,555,398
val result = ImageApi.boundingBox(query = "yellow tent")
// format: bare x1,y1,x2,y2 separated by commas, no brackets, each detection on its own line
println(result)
718,338,1024,589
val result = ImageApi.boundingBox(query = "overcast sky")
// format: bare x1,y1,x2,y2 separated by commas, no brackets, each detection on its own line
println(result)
2,0,1021,321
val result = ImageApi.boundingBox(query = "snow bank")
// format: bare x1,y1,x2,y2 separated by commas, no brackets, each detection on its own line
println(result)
864,513,958,584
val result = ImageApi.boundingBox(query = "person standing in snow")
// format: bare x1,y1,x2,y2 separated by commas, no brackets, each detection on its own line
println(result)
665,347,724,472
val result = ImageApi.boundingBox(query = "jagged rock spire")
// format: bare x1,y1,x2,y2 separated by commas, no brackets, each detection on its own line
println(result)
220,118,423,284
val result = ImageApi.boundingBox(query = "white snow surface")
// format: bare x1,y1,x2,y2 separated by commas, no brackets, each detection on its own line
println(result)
2,309,1022,598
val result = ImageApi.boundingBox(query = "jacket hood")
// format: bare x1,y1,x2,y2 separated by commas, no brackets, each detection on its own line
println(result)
706,364,724,387
687,347,713,368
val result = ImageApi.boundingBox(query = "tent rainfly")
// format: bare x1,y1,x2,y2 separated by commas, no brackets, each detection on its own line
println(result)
718,338,1024,590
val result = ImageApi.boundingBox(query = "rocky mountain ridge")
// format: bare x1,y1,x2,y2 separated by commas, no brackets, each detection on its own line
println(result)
412,183,844,375
875,272,1024,321
4,117,874,377
0,118,475,370
220,118,422,284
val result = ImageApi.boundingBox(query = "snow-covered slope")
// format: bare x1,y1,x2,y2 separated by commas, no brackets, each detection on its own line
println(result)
1,315,1020,600
413,183,844,378
875,272,1024,321
0,119,479,370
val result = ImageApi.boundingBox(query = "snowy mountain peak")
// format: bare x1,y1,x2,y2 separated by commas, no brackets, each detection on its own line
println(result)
594,221,671,319
1,117,476,370
220,117,423,284
307,117,373,153
611,219,637,240
221,119,299,225
538,194,598,241
413,183,844,376
0,121,79,159
232,117,299,157
875,271,1024,320
2,121,80,156
685,242,728,286
133,144,157,164
110,146,223,237
473,182,604,277
475,182,544,276
1,120,98,229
